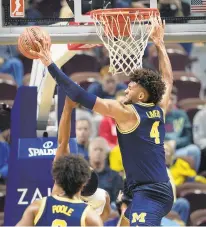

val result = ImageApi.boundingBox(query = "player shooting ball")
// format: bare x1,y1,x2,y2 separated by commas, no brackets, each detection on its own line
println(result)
16,97,110,226
29,17,174,226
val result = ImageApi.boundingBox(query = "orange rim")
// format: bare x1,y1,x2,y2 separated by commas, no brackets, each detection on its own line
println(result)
90,8,160,21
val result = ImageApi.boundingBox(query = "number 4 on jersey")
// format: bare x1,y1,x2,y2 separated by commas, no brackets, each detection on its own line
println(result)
150,121,160,144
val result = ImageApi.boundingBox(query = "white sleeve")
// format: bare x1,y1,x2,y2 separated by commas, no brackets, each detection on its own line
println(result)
82,188,107,215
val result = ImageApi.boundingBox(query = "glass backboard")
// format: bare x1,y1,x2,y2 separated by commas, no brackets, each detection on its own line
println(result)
1,0,206,44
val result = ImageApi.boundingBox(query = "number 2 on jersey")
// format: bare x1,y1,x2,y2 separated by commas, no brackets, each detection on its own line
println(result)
52,219,67,227
150,121,160,144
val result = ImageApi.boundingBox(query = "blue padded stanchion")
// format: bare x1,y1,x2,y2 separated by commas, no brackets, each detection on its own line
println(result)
4,86,77,225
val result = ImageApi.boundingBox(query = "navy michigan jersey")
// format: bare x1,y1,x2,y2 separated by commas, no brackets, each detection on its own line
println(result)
116,102,169,191
35,195,89,226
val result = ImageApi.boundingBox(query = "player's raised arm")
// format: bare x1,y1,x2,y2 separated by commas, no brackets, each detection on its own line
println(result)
54,97,76,162
30,40,134,124
150,18,173,113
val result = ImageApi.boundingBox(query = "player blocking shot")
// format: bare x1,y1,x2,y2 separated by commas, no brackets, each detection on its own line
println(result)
30,18,174,226
16,97,110,226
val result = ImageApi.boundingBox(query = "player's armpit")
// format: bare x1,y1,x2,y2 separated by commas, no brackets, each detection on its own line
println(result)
93,97,134,122
85,207,103,226
16,200,41,226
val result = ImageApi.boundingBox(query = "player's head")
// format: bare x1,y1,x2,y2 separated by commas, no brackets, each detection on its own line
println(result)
52,154,91,198
123,68,166,105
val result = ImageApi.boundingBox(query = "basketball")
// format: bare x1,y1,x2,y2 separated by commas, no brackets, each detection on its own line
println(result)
18,26,51,60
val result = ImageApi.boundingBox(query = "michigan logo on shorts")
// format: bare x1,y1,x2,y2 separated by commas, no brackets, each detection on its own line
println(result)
131,212,147,223
10,0,25,18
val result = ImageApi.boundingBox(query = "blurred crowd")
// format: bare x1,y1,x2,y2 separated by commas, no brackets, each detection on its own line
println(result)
1,0,206,226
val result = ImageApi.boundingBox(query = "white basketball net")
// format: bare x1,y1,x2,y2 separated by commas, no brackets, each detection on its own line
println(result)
92,10,159,76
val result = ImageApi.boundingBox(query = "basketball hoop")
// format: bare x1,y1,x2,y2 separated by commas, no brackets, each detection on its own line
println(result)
90,8,160,76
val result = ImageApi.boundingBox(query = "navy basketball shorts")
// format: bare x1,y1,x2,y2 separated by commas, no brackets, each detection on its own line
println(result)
123,181,174,226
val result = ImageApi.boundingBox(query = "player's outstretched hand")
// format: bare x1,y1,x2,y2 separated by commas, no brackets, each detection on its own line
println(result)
150,17,165,46
30,37,52,67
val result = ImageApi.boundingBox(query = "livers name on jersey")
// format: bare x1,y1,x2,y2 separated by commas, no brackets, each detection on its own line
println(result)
52,205,74,216
146,110,160,119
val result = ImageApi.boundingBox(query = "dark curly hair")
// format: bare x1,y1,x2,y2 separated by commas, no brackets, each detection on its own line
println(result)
52,154,91,198
129,68,166,105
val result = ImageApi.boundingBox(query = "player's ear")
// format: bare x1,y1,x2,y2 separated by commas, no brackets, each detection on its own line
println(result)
139,92,145,101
